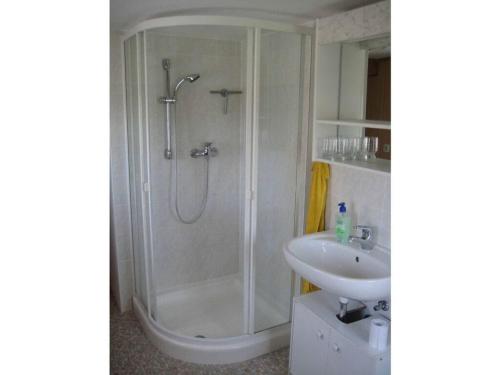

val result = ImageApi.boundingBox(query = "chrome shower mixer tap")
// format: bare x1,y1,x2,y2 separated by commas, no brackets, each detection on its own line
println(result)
190,142,218,159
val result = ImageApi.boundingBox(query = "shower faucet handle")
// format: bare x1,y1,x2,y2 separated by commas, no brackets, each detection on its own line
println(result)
204,142,218,157
191,142,218,159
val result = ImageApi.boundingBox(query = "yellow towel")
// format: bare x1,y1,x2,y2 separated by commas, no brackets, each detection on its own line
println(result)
301,162,330,294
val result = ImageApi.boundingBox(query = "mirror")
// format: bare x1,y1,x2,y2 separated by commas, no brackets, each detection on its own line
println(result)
338,36,391,160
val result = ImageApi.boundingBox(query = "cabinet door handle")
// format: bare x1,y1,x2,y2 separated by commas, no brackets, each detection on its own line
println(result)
332,343,340,352
316,330,324,340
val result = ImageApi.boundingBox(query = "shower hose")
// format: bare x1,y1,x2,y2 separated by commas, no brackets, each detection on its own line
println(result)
169,107,209,224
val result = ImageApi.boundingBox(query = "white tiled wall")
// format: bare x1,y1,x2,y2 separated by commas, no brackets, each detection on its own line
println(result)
145,31,245,294
325,164,390,250
110,31,134,312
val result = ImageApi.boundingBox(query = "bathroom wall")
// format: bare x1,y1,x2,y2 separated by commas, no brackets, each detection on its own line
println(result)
325,164,390,249
318,1,391,249
110,31,134,312
317,0,391,44
145,30,245,294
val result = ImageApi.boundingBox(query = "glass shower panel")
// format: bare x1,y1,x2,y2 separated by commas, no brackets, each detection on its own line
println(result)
124,35,149,310
254,30,304,332
144,26,248,338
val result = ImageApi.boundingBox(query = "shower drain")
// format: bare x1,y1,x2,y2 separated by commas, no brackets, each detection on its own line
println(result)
195,335,206,338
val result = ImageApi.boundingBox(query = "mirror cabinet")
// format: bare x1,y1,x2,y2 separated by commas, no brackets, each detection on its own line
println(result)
312,1,391,174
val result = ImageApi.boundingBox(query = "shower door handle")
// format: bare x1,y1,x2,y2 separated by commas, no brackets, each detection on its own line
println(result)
209,89,243,96
210,89,242,114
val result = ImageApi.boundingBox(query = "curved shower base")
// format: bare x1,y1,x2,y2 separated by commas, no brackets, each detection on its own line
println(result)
133,297,290,364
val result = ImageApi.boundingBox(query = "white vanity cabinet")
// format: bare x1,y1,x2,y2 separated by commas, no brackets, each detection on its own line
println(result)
289,302,330,374
289,291,390,375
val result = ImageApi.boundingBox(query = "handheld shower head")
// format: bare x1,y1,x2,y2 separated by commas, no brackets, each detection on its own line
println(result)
186,74,200,82
174,73,201,96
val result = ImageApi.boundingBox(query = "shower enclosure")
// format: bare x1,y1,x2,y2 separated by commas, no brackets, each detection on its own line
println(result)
123,16,313,364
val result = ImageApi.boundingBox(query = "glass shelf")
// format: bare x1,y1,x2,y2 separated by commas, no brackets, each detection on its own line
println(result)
313,157,390,175
316,119,390,130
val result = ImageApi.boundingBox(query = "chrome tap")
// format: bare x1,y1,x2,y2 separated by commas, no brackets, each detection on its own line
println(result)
349,225,376,250
373,300,389,312
190,142,218,159
338,297,349,319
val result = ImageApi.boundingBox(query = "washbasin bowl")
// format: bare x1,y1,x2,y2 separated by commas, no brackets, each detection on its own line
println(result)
283,232,390,301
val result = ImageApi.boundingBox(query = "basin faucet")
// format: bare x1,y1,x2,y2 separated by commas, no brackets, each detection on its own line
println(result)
349,225,375,250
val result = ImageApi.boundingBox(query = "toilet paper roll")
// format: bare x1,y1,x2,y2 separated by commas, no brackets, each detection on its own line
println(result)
369,318,389,351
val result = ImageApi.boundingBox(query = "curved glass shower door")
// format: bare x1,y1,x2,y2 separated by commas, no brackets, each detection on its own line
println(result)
124,21,311,341
124,33,156,316
253,29,309,332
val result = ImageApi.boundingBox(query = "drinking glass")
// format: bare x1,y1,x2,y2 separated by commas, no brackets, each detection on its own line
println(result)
328,137,335,160
334,137,347,161
358,137,369,161
367,136,379,160
351,137,361,160
320,138,328,159
321,137,336,160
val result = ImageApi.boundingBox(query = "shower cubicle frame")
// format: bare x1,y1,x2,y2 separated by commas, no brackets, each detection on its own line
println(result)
122,15,316,364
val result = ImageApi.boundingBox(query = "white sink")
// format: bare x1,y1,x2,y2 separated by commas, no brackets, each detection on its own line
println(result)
283,232,390,301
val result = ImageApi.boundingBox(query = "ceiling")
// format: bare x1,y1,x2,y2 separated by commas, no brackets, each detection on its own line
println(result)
110,0,380,32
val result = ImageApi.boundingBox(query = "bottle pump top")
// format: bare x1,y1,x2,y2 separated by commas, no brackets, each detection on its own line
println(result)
338,202,346,213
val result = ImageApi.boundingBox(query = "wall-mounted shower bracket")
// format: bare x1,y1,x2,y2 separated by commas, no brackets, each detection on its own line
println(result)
210,88,242,114
159,97,176,104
